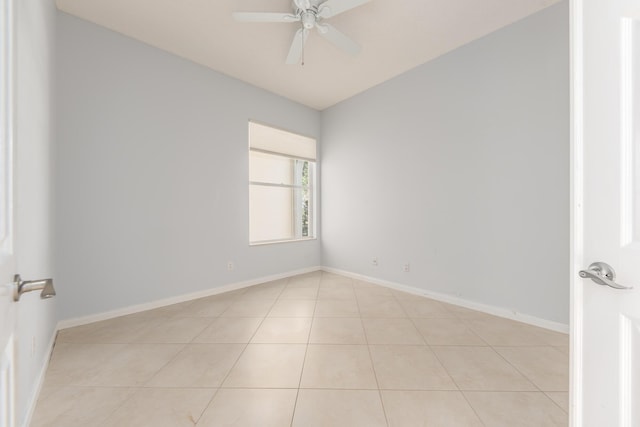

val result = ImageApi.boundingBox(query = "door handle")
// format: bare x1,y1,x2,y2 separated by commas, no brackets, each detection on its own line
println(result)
13,274,56,301
579,262,633,290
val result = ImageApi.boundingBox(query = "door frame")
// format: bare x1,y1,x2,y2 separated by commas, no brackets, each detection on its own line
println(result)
569,0,584,425
0,0,16,425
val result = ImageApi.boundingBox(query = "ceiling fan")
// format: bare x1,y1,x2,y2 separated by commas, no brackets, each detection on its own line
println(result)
233,0,371,64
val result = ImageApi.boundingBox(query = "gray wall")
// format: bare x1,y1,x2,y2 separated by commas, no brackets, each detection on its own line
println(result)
55,12,321,320
15,0,58,423
321,2,569,324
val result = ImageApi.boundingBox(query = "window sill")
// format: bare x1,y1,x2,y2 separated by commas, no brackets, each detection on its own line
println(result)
249,237,317,247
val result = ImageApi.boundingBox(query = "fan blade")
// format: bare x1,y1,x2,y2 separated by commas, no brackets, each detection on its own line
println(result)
294,0,311,10
232,12,299,23
286,28,309,64
318,0,371,18
317,23,360,55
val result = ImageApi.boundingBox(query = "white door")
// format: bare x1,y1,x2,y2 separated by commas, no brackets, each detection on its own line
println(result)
574,0,640,425
0,0,16,425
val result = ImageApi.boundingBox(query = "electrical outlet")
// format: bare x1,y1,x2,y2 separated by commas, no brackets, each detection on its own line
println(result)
372,257,378,267
227,261,234,271
403,263,410,272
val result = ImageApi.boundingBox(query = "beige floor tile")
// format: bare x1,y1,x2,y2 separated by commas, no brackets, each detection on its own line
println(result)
192,317,263,343
251,317,312,343
268,299,316,317
56,316,164,344
186,296,235,317
220,299,275,317
494,346,569,391
101,388,215,427
279,286,320,300
464,391,568,427
382,390,484,427
447,305,502,320
239,285,285,300
260,279,290,288
223,344,306,388
353,281,393,296
369,345,456,390
314,300,360,317
300,345,377,389
79,344,185,386
545,392,569,412
465,318,551,346
413,317,486,345
398,298,457,318
44,343,123,385
355,288,394,299
357,297,406,318
136,316,214,343
287,276,319,285
362,318,425,344
355,288,395,299
319,278,353,289
147,344,244,387
287,275,321,288
309,318,366,344
530,327,570,346
292,389,387,427
317,287,357,300
433,346,536,391
554,345,570,355
286,282,321,291
391,290,423,300
133,300,195,317
31,386,135,427
197,389,297,427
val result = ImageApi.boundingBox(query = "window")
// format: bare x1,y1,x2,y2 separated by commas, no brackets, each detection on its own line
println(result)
249,121,316,244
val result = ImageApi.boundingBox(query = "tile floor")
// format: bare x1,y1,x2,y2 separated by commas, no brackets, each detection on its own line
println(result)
32,272,569,426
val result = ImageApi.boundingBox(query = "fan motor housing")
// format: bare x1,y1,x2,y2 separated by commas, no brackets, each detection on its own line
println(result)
301,11,317,29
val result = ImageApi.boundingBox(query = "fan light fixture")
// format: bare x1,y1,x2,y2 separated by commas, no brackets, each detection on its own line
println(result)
233,0,371,65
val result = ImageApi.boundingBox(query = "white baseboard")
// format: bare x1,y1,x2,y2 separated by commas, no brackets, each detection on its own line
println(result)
21,329,57,427
58,264,568,333
322,266,569,334
57,266,322,330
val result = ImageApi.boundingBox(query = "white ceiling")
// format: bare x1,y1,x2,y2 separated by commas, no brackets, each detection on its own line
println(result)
55,0,561,110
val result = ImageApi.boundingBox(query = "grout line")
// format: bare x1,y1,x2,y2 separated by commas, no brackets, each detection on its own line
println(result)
459,390,488,427
194,387,221,425
489,345,544,393
353,277,390,427
210,294,277,391
543,391,569,414
289,276,319,427
95,387,142,425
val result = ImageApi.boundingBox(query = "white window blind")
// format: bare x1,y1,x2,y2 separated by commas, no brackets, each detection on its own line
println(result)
249,121,316,161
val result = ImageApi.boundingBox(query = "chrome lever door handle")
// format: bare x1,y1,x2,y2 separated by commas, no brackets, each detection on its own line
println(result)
12,274,56,301
579,262,633,290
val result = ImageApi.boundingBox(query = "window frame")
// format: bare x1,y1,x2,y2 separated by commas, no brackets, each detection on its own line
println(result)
248,121,317,246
